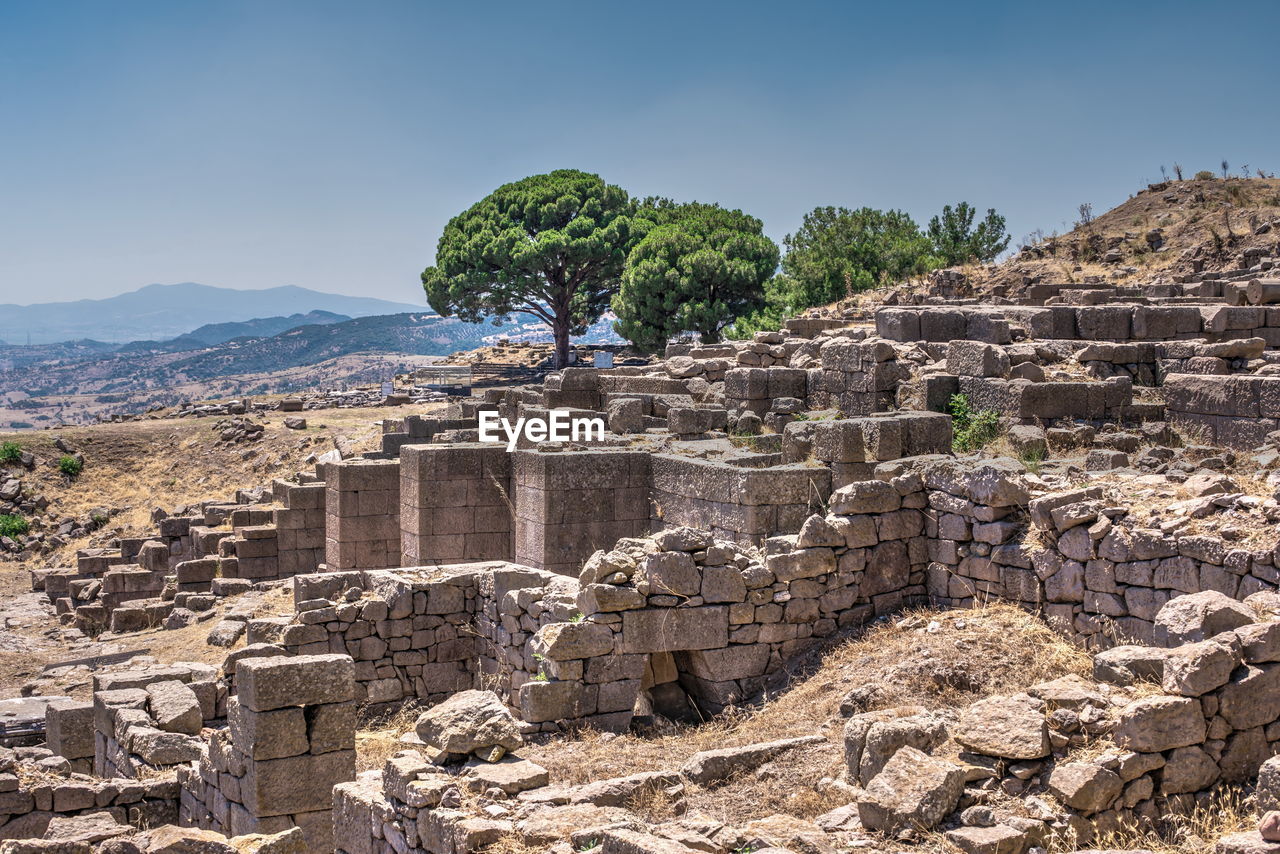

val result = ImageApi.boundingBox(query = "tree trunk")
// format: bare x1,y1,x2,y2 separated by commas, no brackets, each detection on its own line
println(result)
553,317,571,369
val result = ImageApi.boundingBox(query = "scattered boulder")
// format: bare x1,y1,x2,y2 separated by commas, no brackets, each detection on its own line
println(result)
1154,591,1255,647
681,736,823,786
857,746,965,832
953,693,1049,760
414,689,522,761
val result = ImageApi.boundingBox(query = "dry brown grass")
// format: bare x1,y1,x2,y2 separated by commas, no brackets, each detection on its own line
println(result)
355,701,424,773
685,743,850,826
1075,785,1255,853
519,604,1091,825
624,784,685,824
2,402,444,572
477,838,549,854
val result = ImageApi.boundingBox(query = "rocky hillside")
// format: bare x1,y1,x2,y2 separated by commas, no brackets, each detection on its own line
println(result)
952,176,1280,299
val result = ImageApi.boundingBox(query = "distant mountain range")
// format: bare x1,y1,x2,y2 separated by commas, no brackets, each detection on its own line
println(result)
116,310,351,353
0,283,424,344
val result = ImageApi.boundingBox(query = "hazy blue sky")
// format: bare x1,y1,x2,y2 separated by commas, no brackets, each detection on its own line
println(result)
3,0,1278,305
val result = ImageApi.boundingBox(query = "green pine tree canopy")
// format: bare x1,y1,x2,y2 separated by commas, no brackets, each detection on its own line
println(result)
613,201,779,350
421,169,643,368
421,173,1009,350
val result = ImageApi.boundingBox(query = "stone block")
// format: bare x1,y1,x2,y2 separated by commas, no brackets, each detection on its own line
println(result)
228,698,309,760
236,654,355,712
46,699,94,761
146,680,203,735
947,341,1010,378
620,607,728,653
241,749,356,817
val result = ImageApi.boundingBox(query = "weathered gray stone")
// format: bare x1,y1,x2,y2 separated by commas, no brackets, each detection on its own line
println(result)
680,736,823,785
1154,591,1255,647
858,746,965,832
1112,696,1206,752
146,680,202,735
236,654,355,712
953,694,1049,760
414,690,522,758
1046,762,1122,814
532,622,615,661
1161,640,1241,696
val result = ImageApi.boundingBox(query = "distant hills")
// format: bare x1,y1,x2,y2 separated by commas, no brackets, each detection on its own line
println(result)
0,283,424,344
0,310,621,406
116,310,351,353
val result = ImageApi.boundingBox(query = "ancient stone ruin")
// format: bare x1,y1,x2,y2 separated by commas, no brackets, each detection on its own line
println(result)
18,263,1280,852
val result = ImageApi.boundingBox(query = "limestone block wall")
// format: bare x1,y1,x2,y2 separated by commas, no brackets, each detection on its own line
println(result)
90,663,223,777
276,511,921,732
274,563,566,708
511,521,927,731
178,654,357,850
782,411,953,488
649,454,831,544
512,449,651,575
380,413,479,456
954,375,1135,422
400,443,512,566
272,480,326,577
229,524,279,581
0,769,178,842
45,699,94,773
327,459,402,570
801,456,1280,649
596,373,694,397
877,304,1280,346
877,306,1015,344
1076,338,1265,386
1165,373,1280,448
94,685,206,779
724,365,809,415
543,366,603,410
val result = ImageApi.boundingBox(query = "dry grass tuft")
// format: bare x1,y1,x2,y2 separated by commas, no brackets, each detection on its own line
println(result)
468,837,548,854
624,784,684,824
1078,785,1255,853
355,701,424,773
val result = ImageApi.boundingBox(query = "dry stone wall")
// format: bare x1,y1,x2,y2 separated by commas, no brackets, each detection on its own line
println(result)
856,599,1280,850
178,653,357,850
0,760,178,842
89,663,223,779
269,563,570,710
327,459,401,570
400,443,512,566
877,304,1280,346
1166,373,1280,448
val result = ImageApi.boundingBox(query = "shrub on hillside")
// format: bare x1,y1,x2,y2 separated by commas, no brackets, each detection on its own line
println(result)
1194,170,1216,181
0,515,29,538
949,393,1001,453
0,442,21,465
58,455,83,477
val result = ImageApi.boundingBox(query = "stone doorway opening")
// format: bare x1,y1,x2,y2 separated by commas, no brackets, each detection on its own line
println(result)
632,651,736,726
